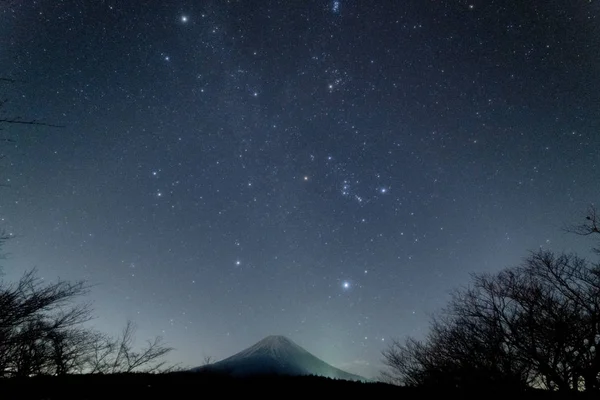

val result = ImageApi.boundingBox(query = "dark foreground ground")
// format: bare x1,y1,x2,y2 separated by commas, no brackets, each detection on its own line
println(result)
0,372,595,400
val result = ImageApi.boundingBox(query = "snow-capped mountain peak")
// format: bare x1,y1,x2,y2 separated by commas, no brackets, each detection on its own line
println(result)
226,335,307,361
191,335,366,382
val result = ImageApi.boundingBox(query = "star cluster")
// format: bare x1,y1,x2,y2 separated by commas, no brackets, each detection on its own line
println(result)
0,1,599,378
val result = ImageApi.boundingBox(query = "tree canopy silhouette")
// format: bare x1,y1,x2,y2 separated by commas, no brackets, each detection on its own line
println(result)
0,228,173,377
383,205,600,393
0,78,173,377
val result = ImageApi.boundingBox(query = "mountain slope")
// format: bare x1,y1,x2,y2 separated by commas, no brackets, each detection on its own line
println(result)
190,335,366,382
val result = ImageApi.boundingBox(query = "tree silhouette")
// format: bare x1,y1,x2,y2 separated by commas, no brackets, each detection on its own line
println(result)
566,205,600,255
0,269,91,376
0,78,173,377
87,320,173,374
383,207,600,393
0,265,175,377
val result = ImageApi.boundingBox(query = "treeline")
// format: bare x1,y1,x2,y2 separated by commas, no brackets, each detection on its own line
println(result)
383,206,600,394
0,235,172,377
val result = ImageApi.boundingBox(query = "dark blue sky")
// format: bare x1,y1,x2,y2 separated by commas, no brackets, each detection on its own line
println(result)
1,1,599,378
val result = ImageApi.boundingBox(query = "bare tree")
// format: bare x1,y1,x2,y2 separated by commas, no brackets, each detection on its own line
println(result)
0,271,174,377
383,248,600,393
0,269,91,377
0,261,173,376
381,337,432,386
86,331,117,374
46,326,100,375
86,320,173,374
566,204,600,254
567,205,600,237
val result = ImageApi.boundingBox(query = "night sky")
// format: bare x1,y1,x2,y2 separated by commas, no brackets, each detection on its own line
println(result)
1,1,599,378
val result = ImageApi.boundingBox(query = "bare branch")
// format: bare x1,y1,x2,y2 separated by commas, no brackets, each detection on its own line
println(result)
0,118,64,128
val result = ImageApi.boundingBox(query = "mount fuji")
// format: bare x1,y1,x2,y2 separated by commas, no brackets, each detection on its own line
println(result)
190,335,366,382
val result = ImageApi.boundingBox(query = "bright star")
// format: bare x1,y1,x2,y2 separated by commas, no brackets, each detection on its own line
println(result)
235,260,241,266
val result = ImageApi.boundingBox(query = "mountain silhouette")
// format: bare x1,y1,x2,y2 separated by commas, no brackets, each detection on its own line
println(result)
190,335,366,381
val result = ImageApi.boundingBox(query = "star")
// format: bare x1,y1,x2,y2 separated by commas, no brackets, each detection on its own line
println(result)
8,0,588,383
332,1,340,14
